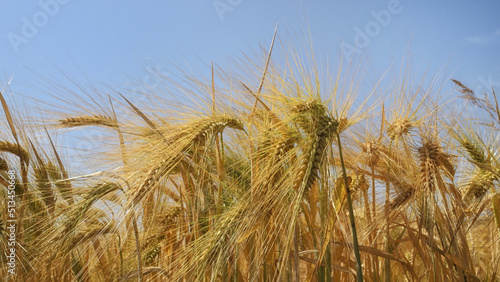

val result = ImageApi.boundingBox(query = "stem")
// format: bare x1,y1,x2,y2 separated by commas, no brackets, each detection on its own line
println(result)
294,223,300,282
384,181,391,281
371,166,379,280
385,142,393,282
336,131,363,282
117,233,124,278
131,211,144,282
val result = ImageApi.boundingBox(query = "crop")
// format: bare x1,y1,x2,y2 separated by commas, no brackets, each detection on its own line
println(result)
0,38,499,281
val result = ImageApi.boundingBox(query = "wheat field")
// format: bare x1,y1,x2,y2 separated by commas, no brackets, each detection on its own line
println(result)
1,39,499,281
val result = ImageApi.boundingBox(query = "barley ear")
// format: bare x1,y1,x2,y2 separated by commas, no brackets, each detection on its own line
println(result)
0,140,30,163
45,128,74,204
59,115,118,128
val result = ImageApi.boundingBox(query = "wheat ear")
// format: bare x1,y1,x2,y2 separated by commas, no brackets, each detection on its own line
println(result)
59,115,118,128
0,140,30,163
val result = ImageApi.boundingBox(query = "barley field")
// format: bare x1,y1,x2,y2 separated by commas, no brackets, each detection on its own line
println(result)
1,39,499,281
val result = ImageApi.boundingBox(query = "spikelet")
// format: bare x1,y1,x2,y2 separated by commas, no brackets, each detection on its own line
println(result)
64,223,114,252
337,117,349,133
34,165,56,212
0,140,30,163
387,119,413,140
463,169,498,201
134,157,179,203
436,151,456,179
71,255,84,280
390,188,415,209
64,182,120,234
129,155,181,206
46,160,73,204
291,100,338,191
46,160,61,180
144,244,162,265
350,173,368,193
25,191,47,216
191,115,244,143
256,126,295,165
59,115,118,128
385,167,417,209
131,115,244,205
344,173,367,204
333,175,351,208
456,133,488,165
361,140,380,167
451,79,474,95
142,206,181,265
417,140,450,193
88,182,121,199
158,204,182,226
291,99,326,113
270,135,295,161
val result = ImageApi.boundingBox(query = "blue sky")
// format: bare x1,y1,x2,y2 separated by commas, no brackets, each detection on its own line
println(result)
1,0,499,106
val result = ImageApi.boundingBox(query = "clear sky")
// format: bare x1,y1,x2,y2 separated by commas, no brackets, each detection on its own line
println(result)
1,0,499,105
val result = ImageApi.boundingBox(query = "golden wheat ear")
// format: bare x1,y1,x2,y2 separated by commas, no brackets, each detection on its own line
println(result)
127,114,245,206
0,140,30,163
59,115,118,128
290,100,338,192
44,128,74,204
